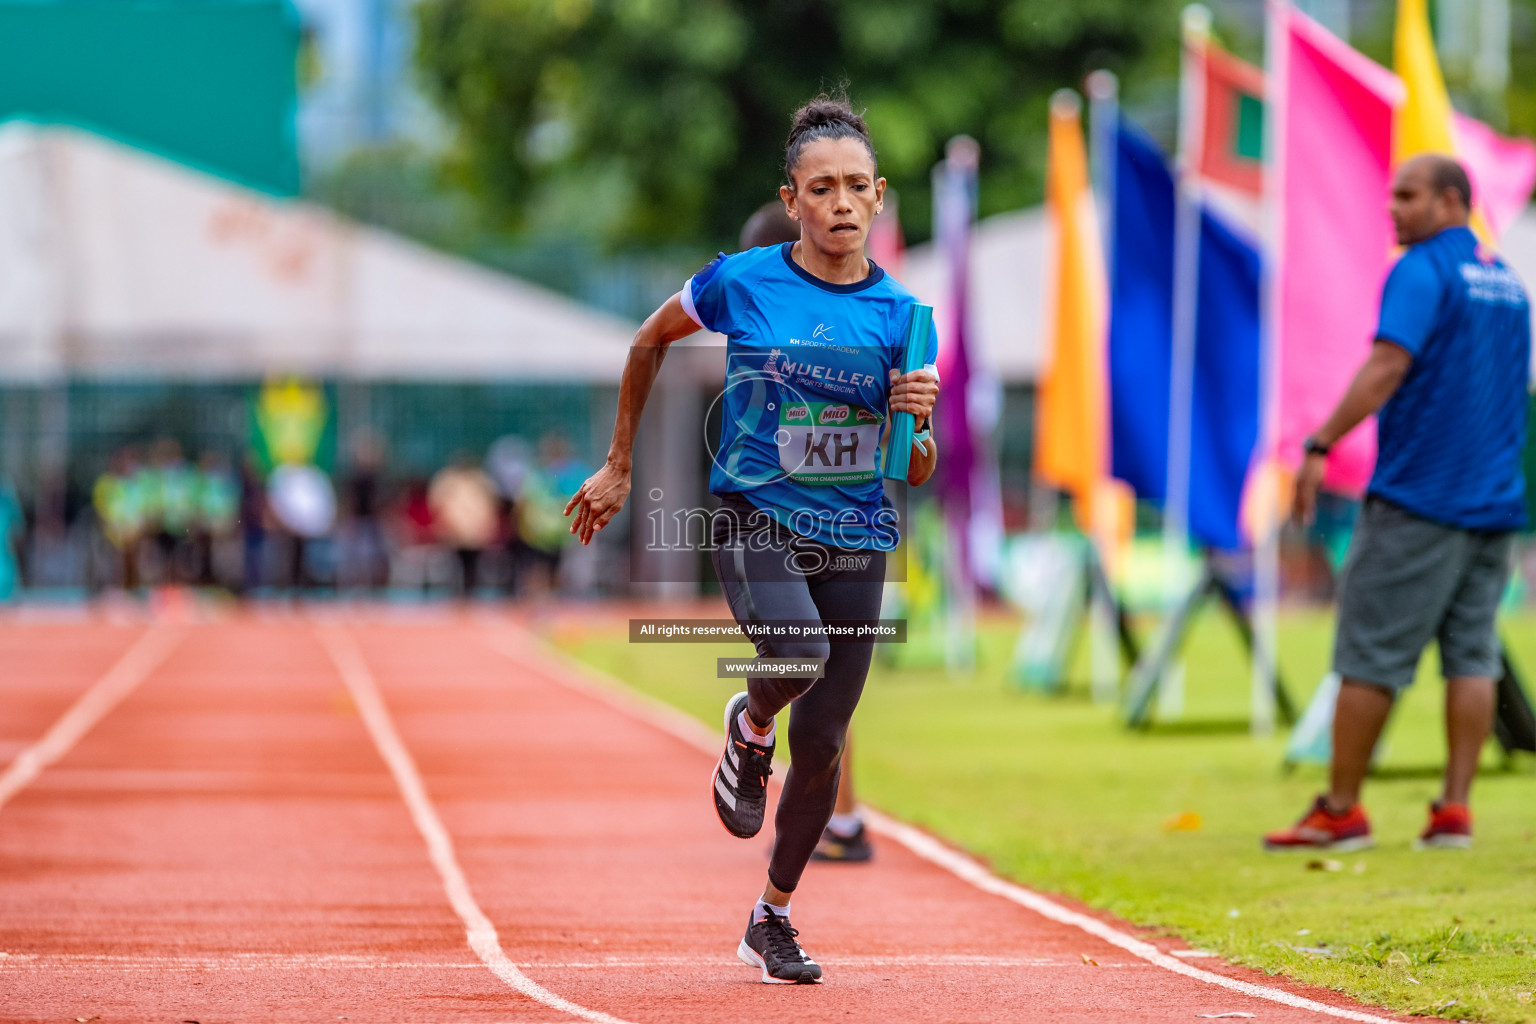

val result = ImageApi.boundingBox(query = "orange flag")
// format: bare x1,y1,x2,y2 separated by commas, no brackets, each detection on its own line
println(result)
1036,90,1132,543
1036,91,1104,509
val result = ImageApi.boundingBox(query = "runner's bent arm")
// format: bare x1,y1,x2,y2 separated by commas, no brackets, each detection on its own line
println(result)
565,293,700,544
888,367,940,487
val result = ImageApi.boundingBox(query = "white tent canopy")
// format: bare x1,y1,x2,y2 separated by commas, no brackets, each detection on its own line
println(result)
0,123,637,382
3,123,1530,388
900,207,1047,384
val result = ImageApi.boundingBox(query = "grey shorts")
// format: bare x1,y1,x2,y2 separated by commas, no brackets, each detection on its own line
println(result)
1333,496,1514,692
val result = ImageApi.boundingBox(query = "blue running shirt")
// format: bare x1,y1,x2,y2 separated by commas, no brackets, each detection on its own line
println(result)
1371,226,1531,530
682,242,939,551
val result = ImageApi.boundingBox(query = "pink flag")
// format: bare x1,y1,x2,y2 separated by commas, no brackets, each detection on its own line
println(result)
868,190,906,276
1273,5,1404,495
1452,112,1536,241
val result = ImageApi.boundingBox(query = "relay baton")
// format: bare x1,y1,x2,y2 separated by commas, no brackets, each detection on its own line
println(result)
882,302,934,481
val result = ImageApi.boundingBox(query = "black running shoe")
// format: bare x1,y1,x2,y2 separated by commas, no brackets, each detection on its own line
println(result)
737,906,822,984
712,691,773,838
810,820,874,863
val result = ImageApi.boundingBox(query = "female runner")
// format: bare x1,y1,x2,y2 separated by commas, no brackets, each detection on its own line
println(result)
564,94,940,984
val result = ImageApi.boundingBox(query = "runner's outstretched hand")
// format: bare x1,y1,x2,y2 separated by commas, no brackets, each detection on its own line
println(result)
564,462,632,546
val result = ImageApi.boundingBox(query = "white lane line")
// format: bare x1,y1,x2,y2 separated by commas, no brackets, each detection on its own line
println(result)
490,624,1413,1024
0,952,1112,970
0,625,183,814
314,624,635,1024
480,626,720,756
865,812,1407,1024
29,768,397,792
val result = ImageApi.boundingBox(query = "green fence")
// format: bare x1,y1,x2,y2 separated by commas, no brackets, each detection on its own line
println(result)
0,380,619,510
1,381,1527,533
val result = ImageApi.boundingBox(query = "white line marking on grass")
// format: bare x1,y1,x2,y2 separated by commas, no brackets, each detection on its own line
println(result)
491,623,1416,1024
0,953,487,971
0,625,182,814
314,624,636,1024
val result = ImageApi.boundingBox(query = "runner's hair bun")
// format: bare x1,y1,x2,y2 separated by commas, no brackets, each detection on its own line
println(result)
785,92,877,185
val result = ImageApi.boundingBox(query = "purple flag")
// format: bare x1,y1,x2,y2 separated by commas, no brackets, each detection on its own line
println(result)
931,137,1004,591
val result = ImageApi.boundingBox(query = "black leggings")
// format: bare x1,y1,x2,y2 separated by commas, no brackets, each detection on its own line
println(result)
710,494,885,893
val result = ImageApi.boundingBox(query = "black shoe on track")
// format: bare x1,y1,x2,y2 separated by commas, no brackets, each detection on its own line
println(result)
810,820,874,863
737,906,822,984
712,691,773,838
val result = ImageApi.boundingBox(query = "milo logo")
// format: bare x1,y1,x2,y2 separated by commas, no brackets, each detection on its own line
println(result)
855,409,882,424
819,404,850,424
785,404,811,423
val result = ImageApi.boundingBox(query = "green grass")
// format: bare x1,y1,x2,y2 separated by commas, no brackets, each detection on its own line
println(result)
548,608,1536,1023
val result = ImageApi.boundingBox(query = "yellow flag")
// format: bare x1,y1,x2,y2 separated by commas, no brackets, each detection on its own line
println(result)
1393,0,1455,159
1393,0,1494,242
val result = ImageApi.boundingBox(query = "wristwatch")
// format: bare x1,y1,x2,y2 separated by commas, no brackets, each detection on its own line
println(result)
912,418,932,453
1303,436,1331,457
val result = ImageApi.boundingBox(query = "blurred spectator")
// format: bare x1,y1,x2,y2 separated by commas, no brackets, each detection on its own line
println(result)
0,476,21,602
267,463,338,591
513,457,571,598
194,451,239,585
429,454,499,597
541,435,596,594
499,435,599,598
391,478,448,593
144,438,198,585
486,434,534,504
339,430,391,592
27,471,83,589
93,447,149,591
486,434,534,597
238,455,268,594
541,435,592,498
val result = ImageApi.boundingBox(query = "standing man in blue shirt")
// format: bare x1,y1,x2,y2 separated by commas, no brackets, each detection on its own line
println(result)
1266,154,1530,852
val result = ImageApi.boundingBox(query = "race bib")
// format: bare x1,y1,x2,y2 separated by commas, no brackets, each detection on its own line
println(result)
777,401,884,484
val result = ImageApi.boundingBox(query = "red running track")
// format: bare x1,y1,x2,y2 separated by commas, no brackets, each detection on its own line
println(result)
0,610,1439,1024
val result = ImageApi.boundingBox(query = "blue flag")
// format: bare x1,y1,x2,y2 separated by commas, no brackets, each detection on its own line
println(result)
1108,122,1260,551
1188,203,1261,551
1107,123,1175,507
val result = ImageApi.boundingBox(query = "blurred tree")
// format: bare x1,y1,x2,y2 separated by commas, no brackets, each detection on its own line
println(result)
1507,0,1536,139
309,142,482,252
414,0,1180,247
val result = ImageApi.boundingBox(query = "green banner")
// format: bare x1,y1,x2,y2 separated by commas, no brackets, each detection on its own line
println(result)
0,0,300,195
249,378,334,473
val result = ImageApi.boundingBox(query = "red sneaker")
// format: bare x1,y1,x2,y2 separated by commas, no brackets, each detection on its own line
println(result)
1263,795,1375,852
1414,801,1472,850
